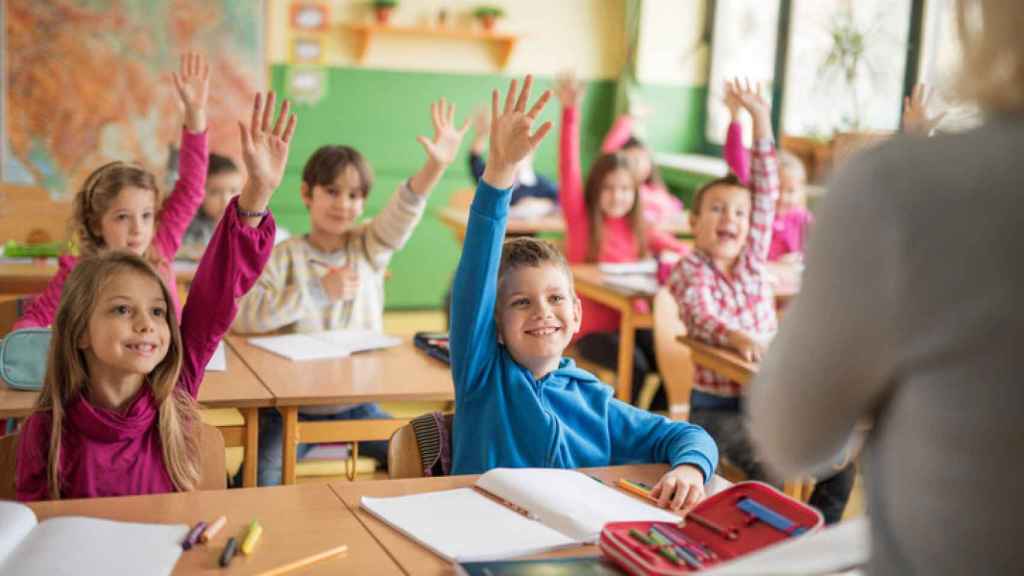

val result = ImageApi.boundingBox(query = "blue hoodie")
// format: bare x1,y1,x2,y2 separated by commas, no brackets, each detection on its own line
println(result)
449,180,718,479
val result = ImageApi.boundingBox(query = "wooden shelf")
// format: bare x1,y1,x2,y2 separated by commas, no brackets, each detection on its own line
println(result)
345,23,520,69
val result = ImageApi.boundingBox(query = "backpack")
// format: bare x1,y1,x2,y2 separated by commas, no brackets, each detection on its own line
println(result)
0,328,51,391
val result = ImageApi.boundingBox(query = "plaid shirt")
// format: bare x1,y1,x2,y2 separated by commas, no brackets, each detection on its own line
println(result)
669,139,780,397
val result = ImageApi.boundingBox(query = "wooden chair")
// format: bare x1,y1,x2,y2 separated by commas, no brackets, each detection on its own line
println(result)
0,296,27,338
0,422,227,500
387,411,453,479
651,288,693,420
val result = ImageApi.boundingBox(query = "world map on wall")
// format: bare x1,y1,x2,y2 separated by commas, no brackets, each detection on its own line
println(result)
4,0,264,197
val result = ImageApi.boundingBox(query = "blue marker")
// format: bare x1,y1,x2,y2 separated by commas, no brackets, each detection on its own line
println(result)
737,497,807,536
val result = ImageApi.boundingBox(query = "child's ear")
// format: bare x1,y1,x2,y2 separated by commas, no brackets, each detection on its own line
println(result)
300,183,312,208
570,293,583,334
688,210,699,232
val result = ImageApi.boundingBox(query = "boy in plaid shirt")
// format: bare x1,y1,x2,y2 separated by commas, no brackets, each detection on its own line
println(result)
668,79,853,523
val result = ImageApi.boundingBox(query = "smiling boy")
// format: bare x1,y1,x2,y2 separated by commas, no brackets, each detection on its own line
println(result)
450,76,717,511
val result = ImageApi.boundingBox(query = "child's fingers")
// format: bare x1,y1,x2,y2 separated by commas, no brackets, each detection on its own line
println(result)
262,91,277,133
657,476,676,508
458,117,471,134
237,121,252,152
250,93,263,140
528,121,553,148
416,135,434,154
504,78,518,114
515,74,534,113
172,72,183,96
282,113,298,143
491,89,500,128
526,90,552,121
431,100,441,131
671,482,692,511
448,100,456,126
272,99,291,137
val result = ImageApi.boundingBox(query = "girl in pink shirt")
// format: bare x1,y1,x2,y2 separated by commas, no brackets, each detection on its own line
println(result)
14,53,211,330
556,74,688,407
16,92,296,501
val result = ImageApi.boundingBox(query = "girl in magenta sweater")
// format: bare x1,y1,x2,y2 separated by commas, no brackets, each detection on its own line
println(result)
14,53,212,330
555,73,689,407
16,92,297,501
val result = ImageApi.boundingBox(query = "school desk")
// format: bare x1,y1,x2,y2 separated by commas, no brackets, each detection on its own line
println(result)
0,259,199,296
438,207,692,244
0,343,272,487
570,264,657,403
330,464,731,576
27,483,402,575
226,336,454,485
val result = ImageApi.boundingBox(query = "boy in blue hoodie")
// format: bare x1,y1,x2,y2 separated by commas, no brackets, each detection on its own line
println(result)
449,76,718,511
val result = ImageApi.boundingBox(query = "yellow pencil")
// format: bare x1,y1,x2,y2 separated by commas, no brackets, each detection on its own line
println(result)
617,477,654,499
255,544,349,576
241,520,263,555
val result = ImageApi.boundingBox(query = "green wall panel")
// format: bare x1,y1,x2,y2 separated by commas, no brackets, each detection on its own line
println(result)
269,65,706,309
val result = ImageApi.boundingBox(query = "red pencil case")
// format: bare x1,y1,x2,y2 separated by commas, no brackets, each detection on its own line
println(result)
599,481,823,574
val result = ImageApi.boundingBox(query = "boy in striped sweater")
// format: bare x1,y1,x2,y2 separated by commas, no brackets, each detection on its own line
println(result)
668,79,853,523
234,98,468,485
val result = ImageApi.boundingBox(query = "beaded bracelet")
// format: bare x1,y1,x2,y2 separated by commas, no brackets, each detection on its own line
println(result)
236,204,270,218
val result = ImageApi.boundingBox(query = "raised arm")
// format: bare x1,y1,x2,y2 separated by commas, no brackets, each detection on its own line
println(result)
153,52,211,260
731,79,778,263
178,91,296,395
12,256,76,329
722,80,751,184
450,76,553,396
601,113,635,153
555,73,589,262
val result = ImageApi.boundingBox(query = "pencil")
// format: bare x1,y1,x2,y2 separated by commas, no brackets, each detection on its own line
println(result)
617,478,654,499
255,544,349,576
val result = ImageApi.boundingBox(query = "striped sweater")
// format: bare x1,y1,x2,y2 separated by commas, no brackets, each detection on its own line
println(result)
233,181,426,335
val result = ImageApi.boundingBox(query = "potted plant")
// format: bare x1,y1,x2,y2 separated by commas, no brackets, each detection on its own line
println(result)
372,0,398,25
473,6,505,32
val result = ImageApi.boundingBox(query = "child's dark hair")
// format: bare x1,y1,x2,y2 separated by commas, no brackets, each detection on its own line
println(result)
207,153,239,177
497,237,574,297
301,145,373,198
621,135,665,188
692,173,748,214
584,152,647,262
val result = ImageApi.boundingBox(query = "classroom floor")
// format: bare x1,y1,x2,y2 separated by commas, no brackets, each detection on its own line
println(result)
285,310,866,520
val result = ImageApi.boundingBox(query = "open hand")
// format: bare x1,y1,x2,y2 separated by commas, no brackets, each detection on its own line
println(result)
172,52,210,133
651,465,705,512
237,91,297,214
902,83,946,135
417,98,470,167
481,75,553,189
722,80,742,120
321,265,360,302
554,71,585,108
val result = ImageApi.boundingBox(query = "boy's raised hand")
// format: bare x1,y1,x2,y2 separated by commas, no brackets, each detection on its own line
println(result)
731,77,772,140
417,98,470,167
172,52,210,133
481,75,553,189
554,71,584,108
236,91,297,224
722,80,742,121
902,83,946,135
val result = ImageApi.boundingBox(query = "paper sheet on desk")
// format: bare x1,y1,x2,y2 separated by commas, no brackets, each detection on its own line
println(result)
600,274,659,295
248,331,402,362
204,341,226,372
598,260,658,275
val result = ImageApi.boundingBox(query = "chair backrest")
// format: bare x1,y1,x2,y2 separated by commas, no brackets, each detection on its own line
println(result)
0,296,27,339
0,422,226,500
652,287,694,420
387,411,453,479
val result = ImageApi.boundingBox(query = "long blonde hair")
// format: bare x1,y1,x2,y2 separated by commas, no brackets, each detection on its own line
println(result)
35,252,199,499
71,161,166,267
955,0,1024,112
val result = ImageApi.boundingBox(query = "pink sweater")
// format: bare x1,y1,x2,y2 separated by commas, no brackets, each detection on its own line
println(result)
16,198,275,501
13,128,208,330
560,107,687,337
601,114,685,227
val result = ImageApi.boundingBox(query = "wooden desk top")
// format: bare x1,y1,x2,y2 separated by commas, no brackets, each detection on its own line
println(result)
227,336,454,407
330,464,671,576
0,345,272,418
28,483,403,575
677,335,758,386
438,207,565,237
0,259,198,295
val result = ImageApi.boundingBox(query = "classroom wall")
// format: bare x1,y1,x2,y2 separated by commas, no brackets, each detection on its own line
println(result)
264,0,711,309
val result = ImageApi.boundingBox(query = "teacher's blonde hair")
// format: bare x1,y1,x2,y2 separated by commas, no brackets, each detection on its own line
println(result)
955,0,1024,112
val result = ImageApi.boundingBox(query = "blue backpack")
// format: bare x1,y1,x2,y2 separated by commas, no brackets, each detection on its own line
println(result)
0,328,51,391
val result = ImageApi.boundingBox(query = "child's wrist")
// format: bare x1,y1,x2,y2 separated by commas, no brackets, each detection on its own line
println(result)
482,165,516,189
184,109,207,133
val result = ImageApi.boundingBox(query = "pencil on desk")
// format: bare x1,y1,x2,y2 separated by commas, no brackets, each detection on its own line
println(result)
618,478,654,500
254,544,349,576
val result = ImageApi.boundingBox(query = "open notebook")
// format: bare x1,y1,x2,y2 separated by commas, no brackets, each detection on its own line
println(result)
0,501,187,576
248,330,402,361
360,468,681,563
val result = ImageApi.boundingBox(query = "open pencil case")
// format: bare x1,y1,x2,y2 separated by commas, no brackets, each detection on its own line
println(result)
599,481,823,574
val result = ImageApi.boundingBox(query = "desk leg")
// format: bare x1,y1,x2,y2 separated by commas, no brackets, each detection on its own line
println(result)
281,407,299,485
242,407,259,488
617,310,636,403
